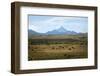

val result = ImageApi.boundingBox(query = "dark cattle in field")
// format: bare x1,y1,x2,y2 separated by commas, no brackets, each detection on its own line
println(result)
72,46,75,49
59,46,65,49
68,48,71,50
52,47,55,49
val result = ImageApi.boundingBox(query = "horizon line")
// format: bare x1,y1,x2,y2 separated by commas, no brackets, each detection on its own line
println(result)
28,28,88,34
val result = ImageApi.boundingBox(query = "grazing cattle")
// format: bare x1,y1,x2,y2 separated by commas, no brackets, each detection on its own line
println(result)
64,54,67,56
52,47,55,49
62,47,64,48
55,47,58,49
59,46,65,49
72,47,75,49
68,48,71,50
80,43,84,45
34,47,37,49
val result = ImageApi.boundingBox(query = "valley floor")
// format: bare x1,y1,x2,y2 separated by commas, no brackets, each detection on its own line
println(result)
28,44,88,60
28,34,88,60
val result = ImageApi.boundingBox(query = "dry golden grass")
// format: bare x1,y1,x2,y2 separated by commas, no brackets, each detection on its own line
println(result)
28,44,87,60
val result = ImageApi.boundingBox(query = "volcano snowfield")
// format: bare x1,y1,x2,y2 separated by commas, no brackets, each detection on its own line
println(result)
28,34,88,60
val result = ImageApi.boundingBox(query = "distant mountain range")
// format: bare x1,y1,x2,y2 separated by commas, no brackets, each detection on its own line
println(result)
28,26,86,37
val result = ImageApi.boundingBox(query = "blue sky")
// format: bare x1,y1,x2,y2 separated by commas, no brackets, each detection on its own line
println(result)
28,15,88,33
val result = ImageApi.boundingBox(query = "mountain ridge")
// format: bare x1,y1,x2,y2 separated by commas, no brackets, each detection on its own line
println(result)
46,26,78,35
28,26,86,37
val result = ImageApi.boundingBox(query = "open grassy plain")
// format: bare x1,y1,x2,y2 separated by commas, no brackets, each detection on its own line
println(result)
28,34,88,60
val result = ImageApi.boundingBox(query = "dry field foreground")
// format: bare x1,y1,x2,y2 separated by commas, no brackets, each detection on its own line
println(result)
28,34,88,60
28,44,87,60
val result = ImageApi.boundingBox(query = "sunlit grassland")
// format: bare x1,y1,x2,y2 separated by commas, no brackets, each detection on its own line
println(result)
28,34,88,60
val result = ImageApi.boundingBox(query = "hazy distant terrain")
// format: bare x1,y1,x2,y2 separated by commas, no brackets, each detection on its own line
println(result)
28,27,88,60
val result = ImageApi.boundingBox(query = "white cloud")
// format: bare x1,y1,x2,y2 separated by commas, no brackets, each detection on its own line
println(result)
29,16,88,33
